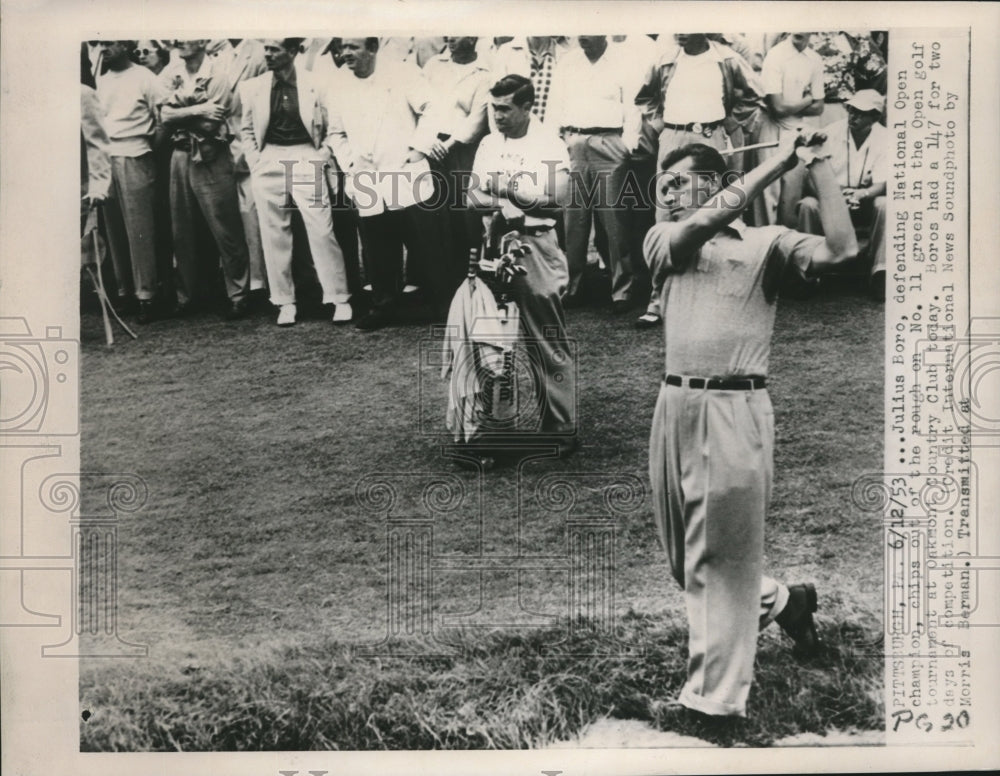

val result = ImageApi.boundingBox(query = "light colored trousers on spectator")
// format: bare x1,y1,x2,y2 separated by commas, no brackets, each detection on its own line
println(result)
755,118,816,227
797,194,886,276
250,144,350,307
564,131,635,303
169,147,250,304
105,153,158,300
235,170,267,292
649,382,789,716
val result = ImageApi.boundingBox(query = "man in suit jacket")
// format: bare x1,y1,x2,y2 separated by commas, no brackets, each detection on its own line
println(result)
241,37,352,326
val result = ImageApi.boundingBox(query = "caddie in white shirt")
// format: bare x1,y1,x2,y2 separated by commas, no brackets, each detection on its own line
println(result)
468,74,578,453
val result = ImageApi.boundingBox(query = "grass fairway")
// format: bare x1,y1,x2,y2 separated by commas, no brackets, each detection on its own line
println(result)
79,277,884,749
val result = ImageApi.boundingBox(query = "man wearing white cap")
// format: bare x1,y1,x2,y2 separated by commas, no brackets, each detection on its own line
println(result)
794,88,886,297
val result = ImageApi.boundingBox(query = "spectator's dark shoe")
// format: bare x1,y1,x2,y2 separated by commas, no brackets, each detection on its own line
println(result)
170,299,194,318
247,287,270,312
449,449,497,472
137,300,156,325
225,299,250,321
562,293,585,309
611,299,632,315
534,434,579,457
635,312,662,329
775,583,820,656
355,309,389,332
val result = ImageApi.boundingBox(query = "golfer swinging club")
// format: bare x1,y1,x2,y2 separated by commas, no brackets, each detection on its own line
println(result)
645,131,858,717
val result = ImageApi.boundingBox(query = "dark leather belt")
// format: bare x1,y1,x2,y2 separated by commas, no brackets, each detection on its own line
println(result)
562,126,623,135
661,119,724,136
665,373,766,391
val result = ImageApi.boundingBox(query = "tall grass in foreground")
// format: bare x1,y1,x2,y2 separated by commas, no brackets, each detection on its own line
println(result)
80,612,882,750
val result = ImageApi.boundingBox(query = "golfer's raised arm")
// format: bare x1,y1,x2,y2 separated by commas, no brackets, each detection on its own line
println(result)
668,141,798,260
801,148,860,273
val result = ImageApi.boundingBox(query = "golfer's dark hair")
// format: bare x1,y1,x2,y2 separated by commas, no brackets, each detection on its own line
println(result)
660,143,730,178
489,74,534,107
364,37,380,52
281,38,306,53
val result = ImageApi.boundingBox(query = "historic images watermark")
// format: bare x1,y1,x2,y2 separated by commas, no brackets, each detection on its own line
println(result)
271,158,749,213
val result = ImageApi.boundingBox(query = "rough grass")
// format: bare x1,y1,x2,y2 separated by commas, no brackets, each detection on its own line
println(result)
80,611,882,750
79,267,884,750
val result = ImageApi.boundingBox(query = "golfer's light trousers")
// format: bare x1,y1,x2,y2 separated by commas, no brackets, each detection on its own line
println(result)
649,382,789,717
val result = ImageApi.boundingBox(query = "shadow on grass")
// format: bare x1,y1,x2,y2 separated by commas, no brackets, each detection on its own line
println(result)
80,611,882,751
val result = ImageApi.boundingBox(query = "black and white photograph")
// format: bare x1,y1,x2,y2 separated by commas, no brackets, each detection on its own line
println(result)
2,2,998,774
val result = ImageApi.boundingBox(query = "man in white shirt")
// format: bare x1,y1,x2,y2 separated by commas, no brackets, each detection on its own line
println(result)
241,38,353,327
634,33,763,328
96,40,164,322
378,36,447,68
757,32,825,224
468,74,577,452
794,89,886,296
325,37,448,331
548,35,642,311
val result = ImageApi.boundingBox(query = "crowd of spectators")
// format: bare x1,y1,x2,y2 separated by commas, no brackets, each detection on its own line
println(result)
80,32,888,331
